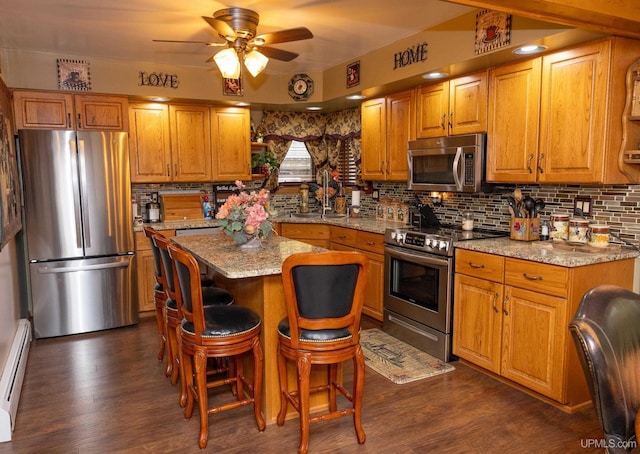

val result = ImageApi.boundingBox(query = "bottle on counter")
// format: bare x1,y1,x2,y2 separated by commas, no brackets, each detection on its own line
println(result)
203,192,212,219
540,220,550,241
462,211,474,231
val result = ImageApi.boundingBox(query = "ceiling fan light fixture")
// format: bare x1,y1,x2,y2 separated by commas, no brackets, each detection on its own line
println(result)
244,49,269,77
214,47,241,79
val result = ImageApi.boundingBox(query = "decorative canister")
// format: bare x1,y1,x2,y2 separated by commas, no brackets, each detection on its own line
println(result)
376,196,390,221
387,200,400,222
462,211,474,231
550,214,569,240
397,202,410,225
588,224,610,248
568,218,590,243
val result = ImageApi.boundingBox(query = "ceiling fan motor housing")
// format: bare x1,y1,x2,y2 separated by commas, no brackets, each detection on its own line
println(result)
213,7,259,40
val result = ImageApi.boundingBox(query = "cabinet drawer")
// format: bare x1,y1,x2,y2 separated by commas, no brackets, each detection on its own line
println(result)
330,226,357,247
281,223,330,240
504,258,568,298
356,231,384,254
134,229,175,251
455,249,504,283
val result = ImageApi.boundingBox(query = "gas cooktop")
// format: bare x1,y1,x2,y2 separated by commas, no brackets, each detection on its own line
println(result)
384,224,508,257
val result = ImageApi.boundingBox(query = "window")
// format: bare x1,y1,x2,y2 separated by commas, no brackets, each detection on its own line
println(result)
278,141,313,183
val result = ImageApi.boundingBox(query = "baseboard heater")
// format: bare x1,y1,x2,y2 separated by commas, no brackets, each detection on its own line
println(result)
0,319,31,442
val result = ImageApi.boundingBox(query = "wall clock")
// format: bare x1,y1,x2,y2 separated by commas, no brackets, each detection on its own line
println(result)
288,73,314,101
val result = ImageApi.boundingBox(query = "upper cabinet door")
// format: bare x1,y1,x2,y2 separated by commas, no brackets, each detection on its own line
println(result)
538,41,609,183
211,107,251,181
128,103,172,183
361,98,387,180
448,72,488,136
12,90,74,130
385,90,415,180
487,58,542,183
74,95,128,131
169,104,212,182
416,82,448,139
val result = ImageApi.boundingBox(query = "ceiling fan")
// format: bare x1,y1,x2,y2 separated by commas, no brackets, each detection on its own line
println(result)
153,7,313,78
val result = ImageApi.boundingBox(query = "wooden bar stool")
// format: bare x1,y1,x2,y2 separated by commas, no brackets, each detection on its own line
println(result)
153,234,234,407
276,251,369,454
143,226,169,363
168,243,266,449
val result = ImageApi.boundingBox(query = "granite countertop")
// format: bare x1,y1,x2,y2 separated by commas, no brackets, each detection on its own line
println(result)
173,233,326,279
455,237,640,267
134,219,221,232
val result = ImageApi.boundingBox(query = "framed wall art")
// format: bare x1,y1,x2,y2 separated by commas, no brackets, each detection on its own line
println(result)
0,78,22,251
223,77,243,96
57,58,91,91
347,61,360,88
474,10,511,55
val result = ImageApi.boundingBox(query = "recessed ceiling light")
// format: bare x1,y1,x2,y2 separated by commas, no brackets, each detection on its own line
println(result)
346,94,365,100
235,102,250,107
306,106,323,111
151,97,170,102
513,45,547,55
422,72,448,79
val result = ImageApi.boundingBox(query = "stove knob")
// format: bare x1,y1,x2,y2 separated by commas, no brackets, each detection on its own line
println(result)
439,240,448,250
396,233,406,243
390,231,397,240
425,238,431,247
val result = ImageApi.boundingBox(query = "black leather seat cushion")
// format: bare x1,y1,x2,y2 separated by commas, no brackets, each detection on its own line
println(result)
200,276,215,287
154,282,163,292
277,318,352,342
182,305,261,337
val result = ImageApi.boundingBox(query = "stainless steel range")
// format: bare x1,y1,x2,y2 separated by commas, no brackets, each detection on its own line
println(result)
383,224,506,362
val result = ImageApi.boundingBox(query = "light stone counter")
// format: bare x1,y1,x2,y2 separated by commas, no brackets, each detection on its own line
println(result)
172,233,325,278
272,214,407,234
134,218,220,232
454,237,639,267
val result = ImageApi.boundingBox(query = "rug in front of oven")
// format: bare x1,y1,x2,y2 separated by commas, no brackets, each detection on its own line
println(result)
359,329,455,384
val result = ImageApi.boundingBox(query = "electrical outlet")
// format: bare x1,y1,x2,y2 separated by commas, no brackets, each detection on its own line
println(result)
372,190,379,201
574,196,591,216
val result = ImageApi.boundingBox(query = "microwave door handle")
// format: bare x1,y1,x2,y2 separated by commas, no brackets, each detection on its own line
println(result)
452,146,463,191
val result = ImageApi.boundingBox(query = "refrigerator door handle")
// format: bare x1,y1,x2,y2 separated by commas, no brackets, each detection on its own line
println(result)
37,259,130,274
77,139,91,248
69,139,83,249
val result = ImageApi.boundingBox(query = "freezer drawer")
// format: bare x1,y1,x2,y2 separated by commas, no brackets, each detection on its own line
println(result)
30,255,138,338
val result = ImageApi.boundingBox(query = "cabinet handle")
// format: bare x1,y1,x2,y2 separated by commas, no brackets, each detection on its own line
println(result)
537,153,545,174
174,164,178,176
77,113,82,129
503,295,510,316
67,113,72,128
468,262,485,269
527,154,534,174
523,273,543,281
366,241,375,246
440,113,446,130
493,292,500,313
448,112,453,129
338,235,347,239
166,164,170,176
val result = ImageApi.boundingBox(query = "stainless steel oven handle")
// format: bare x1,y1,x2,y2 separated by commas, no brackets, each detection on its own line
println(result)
387,314,439,342
384,245,450,267
452,146,463,191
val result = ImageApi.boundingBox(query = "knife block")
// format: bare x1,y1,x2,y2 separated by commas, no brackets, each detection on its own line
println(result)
510,217,540,241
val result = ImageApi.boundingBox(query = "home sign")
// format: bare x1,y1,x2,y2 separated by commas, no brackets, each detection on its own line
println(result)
393,41,428,70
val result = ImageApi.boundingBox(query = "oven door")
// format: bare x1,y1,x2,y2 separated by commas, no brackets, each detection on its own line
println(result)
384,244,452,334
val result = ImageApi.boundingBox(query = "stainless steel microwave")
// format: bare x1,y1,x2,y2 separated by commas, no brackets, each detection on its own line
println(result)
407,133,492,193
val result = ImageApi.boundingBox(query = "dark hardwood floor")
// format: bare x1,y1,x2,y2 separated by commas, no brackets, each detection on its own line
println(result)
0,315,609,454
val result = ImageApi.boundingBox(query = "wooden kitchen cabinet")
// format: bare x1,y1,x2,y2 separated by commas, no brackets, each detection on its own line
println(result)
129,103,172,183
279,223,330,248
453,248,635,411
486,58,542,183
134,229,175,313
330,226,384,321
416,71,487,139
12,90,128,131
487,37,640,184
361,89,415,181
211,107,251,181
169,104,212,182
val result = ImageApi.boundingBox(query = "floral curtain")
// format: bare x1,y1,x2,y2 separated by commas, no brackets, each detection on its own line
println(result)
258,108,361,190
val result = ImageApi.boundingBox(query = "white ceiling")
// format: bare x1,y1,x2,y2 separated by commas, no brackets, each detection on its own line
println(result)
0,0,475,75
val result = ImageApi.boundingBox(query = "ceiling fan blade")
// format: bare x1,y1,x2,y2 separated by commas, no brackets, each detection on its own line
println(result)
252,27,313,46
258,46,299,62
202,16,237,40
153,39,226,47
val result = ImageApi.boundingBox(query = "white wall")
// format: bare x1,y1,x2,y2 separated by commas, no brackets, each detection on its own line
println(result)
0,239,21,374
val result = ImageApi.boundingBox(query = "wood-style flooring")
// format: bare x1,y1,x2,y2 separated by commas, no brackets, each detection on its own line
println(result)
0,315,608,454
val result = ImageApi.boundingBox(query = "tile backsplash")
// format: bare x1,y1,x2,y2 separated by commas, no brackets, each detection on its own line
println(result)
133,181,640,247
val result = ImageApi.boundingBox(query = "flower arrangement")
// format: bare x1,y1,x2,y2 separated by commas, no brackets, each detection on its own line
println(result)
215,181,273,245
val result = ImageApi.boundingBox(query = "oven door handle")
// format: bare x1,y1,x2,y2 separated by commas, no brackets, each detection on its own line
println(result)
385,245,450,268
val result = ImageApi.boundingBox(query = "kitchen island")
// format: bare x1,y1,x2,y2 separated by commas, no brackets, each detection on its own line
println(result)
172,233,326,425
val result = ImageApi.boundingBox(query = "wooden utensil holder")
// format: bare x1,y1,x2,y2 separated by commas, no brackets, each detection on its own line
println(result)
510,217,540,241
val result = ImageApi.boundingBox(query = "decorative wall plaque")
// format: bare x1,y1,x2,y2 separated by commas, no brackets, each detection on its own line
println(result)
474,10,511,55
57,59,91,91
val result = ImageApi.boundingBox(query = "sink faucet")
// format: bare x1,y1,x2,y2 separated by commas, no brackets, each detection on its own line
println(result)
322,169,331,218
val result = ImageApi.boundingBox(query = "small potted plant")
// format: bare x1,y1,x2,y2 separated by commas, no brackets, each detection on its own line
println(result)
251,151,279,179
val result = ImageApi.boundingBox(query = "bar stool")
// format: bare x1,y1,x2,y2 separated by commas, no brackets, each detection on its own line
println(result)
168,243,266,449
143,226,169,362
153,234,234,407
276,251,369,454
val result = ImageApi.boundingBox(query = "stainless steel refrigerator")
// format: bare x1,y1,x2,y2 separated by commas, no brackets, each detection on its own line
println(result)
19,129,138,338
